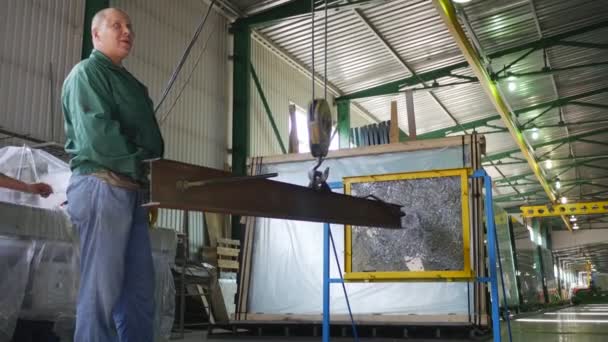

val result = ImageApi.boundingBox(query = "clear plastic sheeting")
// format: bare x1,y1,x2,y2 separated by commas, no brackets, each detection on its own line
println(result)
0,238,36,342
494,205,519,308
249,146,475,316
0,146,177,341
0,146,71,209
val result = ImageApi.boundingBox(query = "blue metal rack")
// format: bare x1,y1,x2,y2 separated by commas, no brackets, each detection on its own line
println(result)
320,171,504,342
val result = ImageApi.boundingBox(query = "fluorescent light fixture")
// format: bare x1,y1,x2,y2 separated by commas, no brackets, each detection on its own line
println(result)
530,127,540,140
508,82,517,92
561,197,568,204
546,160,553,169
452,0,472,3
556,180,561,189
570,215,577,222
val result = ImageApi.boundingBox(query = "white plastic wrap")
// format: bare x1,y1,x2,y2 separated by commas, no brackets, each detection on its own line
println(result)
0,145,70,210
0,146,176,341
248,146,475,316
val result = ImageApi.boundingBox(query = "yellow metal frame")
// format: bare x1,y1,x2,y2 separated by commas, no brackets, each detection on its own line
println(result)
521,201,608,218
343,168,474,281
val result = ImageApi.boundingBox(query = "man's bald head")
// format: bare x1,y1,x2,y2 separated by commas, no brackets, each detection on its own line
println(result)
92,8,126,29
91,8,134,65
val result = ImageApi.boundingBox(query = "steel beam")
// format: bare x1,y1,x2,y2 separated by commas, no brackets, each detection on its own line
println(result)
521,201,608,218
484,128,608,162
232,24,251,176
146,159,404,228
250,64,287,154
236,0,388,28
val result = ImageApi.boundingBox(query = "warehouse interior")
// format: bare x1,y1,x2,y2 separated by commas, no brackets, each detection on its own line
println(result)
1,0,608,341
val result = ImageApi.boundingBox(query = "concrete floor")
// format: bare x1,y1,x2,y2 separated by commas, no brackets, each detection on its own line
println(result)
177,304,608,341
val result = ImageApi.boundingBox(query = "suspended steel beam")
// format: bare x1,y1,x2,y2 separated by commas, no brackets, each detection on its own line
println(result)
337,20,608,101
433,0,573,230
145,159,404,228
495,157,608,184
521,201,608,218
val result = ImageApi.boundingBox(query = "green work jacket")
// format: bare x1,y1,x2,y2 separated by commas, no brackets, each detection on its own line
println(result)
62,50,164,184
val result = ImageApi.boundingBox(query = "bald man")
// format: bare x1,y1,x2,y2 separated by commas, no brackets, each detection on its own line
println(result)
62,8,163,341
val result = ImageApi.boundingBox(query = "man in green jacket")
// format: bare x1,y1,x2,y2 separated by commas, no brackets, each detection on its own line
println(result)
62,8,163,342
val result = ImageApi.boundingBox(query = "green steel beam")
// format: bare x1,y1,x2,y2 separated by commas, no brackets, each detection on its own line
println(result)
235,0,383,28
495,157,608,184
419,86,608,140
483,127,608,162
337,100,351,148
82,0,109,59
569,101,608,110
557,41,608,50
535,119,608,129
419,116,501,139
337,20,608,101
231,24,251,176
579,139,608,148
250,64,287,154
501,61,608,79
515,86,608,118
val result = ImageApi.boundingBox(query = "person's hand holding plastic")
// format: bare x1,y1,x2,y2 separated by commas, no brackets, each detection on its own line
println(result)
27,182,54,198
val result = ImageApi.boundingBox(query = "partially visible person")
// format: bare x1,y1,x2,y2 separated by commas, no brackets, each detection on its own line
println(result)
0,172,53,197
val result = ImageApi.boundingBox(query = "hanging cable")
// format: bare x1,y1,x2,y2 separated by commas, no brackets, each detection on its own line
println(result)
155,0,216,114
311,0,315,102
324,0,328,100
159,26,217,126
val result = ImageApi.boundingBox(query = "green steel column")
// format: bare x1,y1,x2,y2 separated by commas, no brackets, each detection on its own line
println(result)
82,0,109,59
231,24,251,176
337,100,350,148
231,24,251,239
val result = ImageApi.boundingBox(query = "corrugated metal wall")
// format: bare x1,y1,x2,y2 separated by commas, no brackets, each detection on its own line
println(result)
0,0,84,146
110,0,230,253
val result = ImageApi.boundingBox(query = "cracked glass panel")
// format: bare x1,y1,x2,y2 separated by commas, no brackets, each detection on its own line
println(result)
350,176,464,272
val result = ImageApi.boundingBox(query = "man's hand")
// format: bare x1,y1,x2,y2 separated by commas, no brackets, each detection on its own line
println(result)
27,183,54,198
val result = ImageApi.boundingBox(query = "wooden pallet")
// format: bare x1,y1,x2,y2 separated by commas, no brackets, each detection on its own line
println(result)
217,238,240,273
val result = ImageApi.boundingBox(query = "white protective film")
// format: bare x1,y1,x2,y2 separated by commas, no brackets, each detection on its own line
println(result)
248,146,476,315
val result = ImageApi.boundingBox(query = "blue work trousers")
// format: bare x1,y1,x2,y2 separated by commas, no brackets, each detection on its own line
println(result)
67,175,155,342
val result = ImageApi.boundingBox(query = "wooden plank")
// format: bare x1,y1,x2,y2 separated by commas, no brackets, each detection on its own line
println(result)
219,238,240,247
217,246,239,257
390,101,399,143
205,212,227,247
254,135,476,165
218,259,239,270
